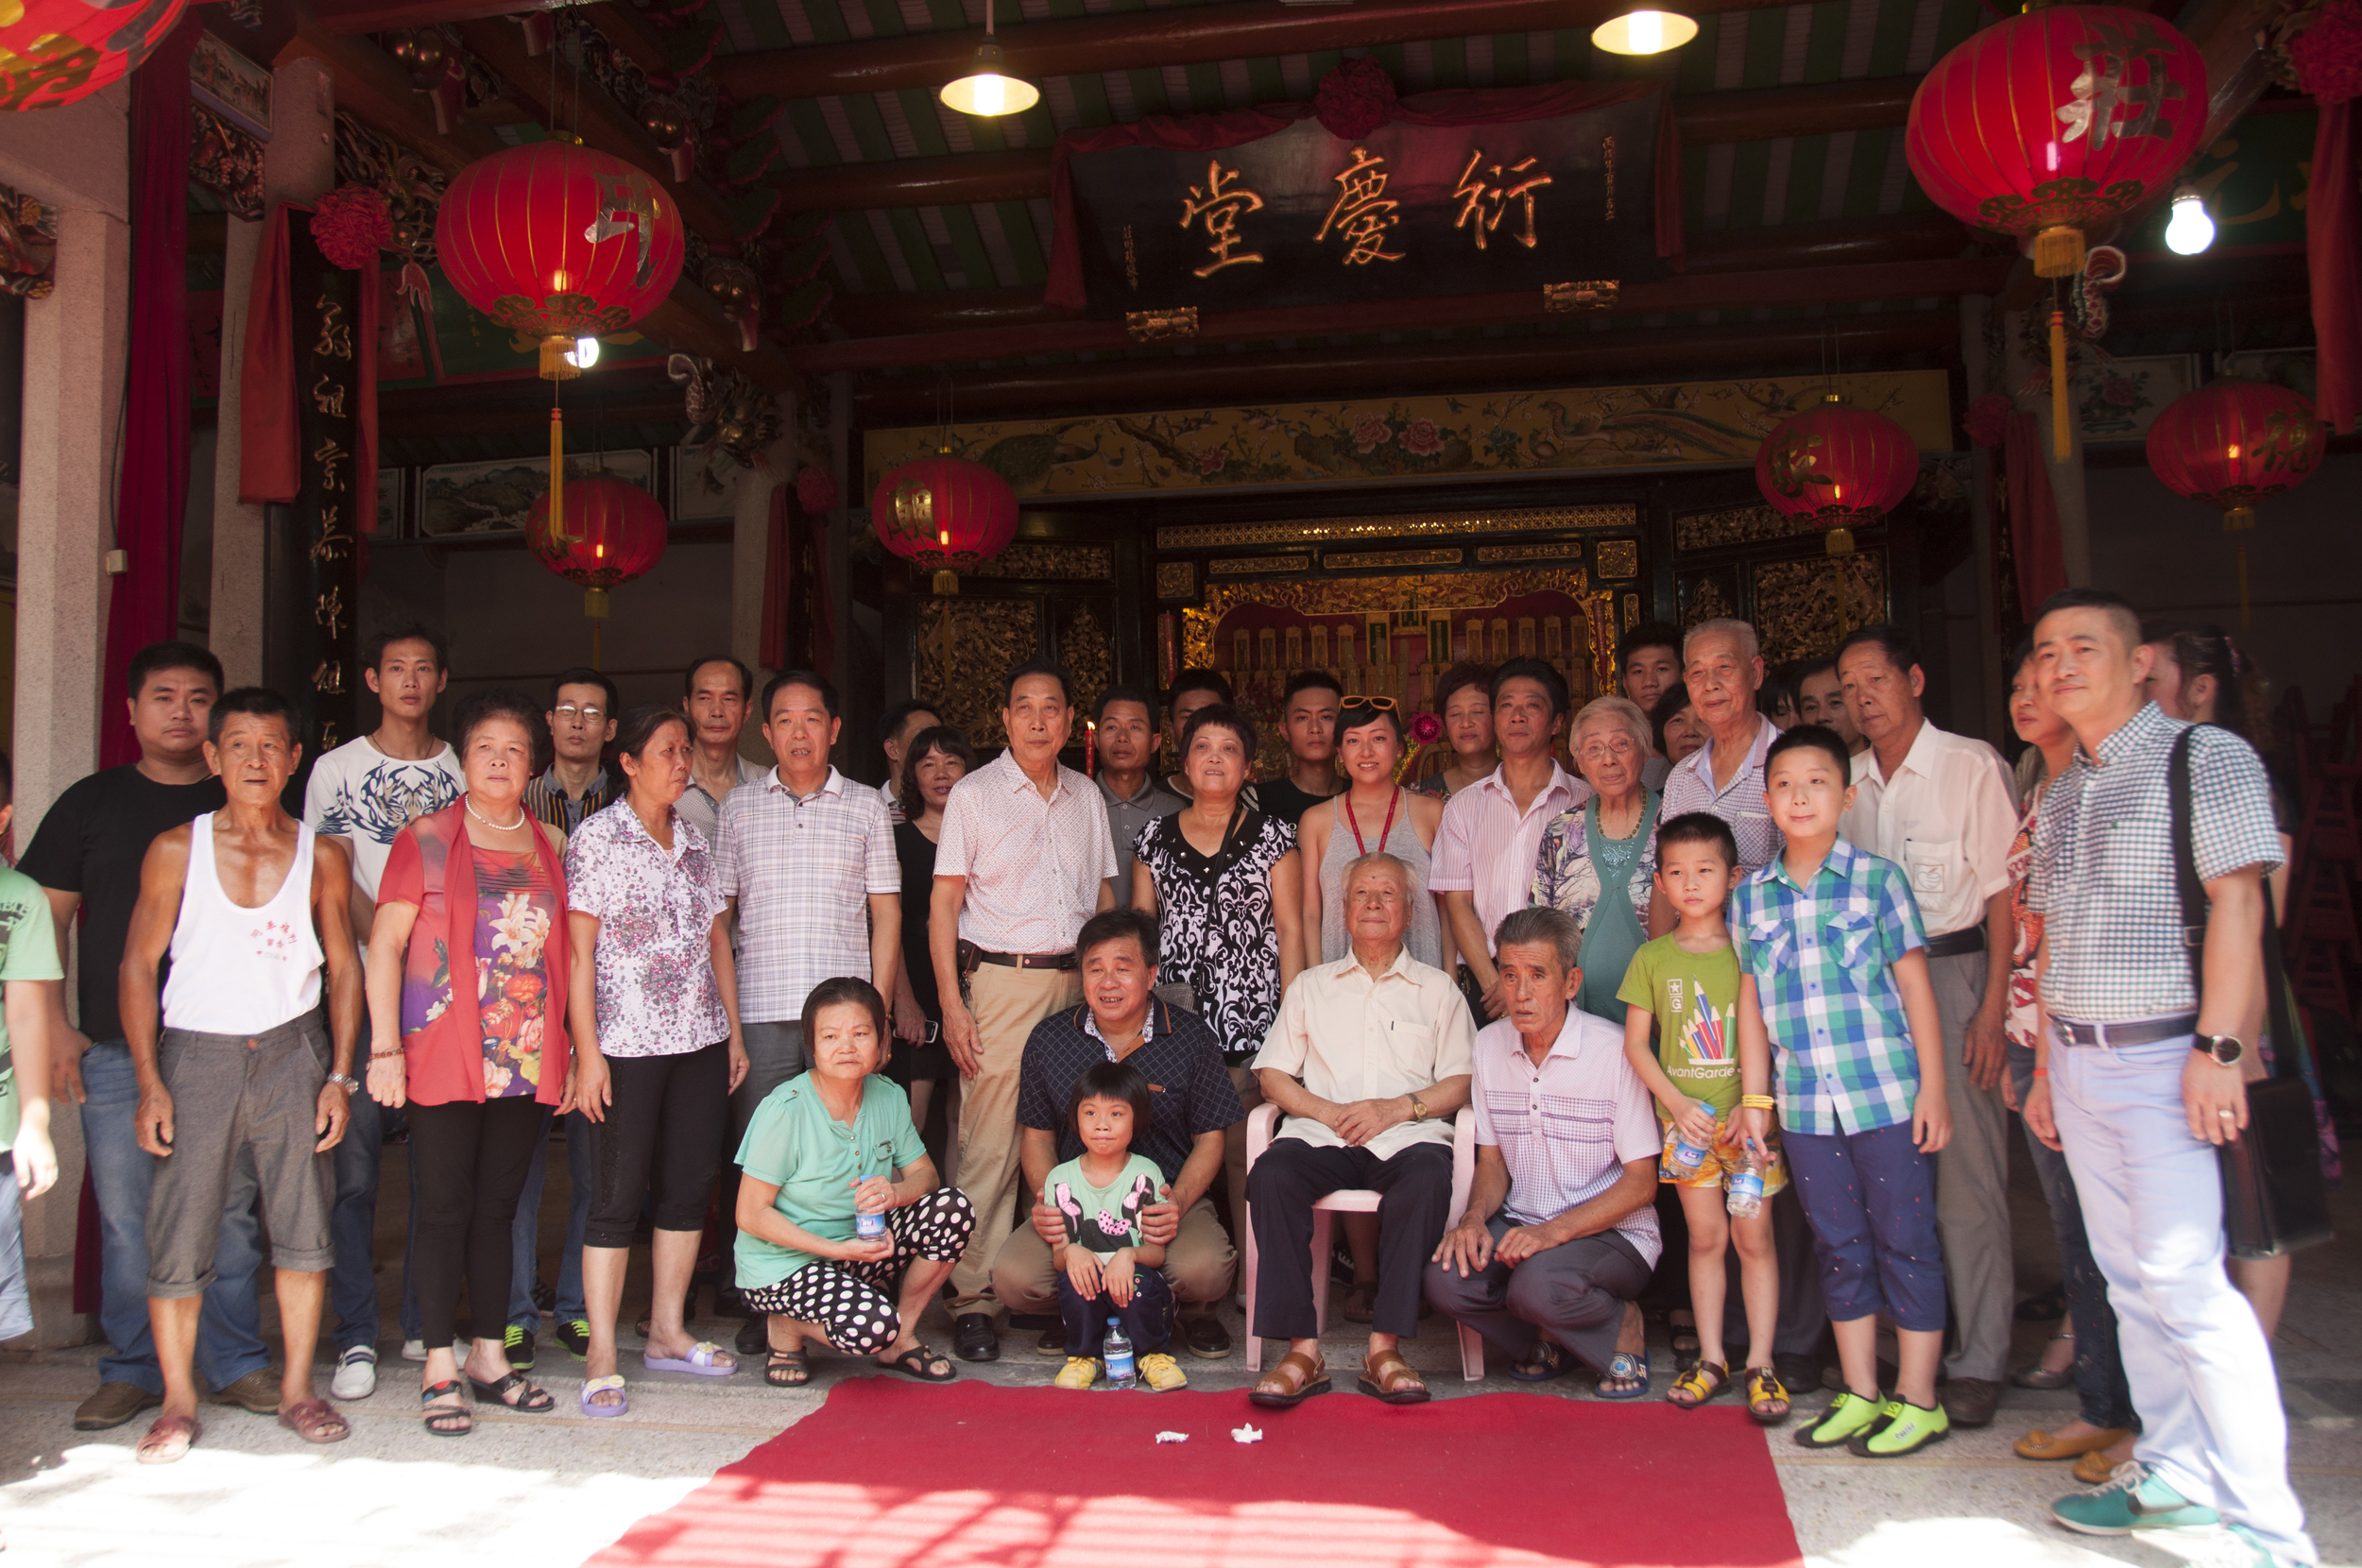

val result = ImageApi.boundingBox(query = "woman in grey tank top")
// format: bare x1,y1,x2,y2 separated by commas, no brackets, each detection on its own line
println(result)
1298,700,1444,967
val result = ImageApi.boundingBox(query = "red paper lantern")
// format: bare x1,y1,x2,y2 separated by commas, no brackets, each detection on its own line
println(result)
1754,396,1921,556
1907,7,2207,454
526,477,670,664
870,455,1018,593
0,0,186,111
2146,380,2326,621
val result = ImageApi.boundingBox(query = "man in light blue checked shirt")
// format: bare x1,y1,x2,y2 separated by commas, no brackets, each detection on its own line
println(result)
1733,723,1954,1460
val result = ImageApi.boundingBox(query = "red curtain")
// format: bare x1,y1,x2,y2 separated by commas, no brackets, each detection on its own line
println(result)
238,206,379,534
97,14,200,768
2004,411,2068,611
1044,80,1685,311
2309,100,2359,435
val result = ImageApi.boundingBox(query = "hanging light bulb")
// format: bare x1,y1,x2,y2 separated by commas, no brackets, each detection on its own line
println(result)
2164,182,2215,255
1592,8,1698,55
566,336,601,370
941,0,1039,117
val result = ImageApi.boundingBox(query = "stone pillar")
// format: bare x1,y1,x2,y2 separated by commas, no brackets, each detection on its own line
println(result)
13,206,132,1347
2002,305,2094,588
731,430,791,765
210,57,334,686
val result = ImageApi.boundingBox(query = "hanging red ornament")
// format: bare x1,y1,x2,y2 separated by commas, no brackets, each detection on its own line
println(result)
1963,392,2014,450
1906,7,2207,456
1313,57,1397,141
526,476,670,668
1754,395,1921,558
796,465,838,515
0,0,186,111
312,186,396,271
869,455,1018,595
2145,380,2326,622
437,140,686,550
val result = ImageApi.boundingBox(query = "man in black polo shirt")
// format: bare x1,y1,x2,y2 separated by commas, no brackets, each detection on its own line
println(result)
992,907,1245,1360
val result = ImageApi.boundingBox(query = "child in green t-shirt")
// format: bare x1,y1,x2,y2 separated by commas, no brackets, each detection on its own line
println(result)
1617,810,1789,1425
0,770,64,1345
1043,1059,1182,1391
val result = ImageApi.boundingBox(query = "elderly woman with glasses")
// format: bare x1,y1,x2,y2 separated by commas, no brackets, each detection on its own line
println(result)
1531,696,1661,1023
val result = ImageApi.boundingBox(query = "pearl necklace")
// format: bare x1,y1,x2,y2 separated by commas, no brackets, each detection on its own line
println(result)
464,796,527,832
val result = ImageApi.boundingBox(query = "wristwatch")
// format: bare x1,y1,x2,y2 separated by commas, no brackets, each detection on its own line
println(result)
325,1072,361,1093
2194,1035,2245,1067
1409,1095,1430,1122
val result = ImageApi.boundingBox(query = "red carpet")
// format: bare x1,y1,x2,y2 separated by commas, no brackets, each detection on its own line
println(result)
586,1380,1803,1568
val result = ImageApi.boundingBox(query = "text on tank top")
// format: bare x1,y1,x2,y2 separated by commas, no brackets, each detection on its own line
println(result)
160,813,325,1034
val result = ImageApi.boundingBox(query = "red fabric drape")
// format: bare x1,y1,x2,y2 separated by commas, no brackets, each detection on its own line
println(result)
238,206,378,531
1044,80,1684,311
2309,100,2360,435
2004,411,2069,611
98,15,200,769
759,482,790,669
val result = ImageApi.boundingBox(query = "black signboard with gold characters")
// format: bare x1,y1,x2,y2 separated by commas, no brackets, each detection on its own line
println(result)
285,209,362,757
1063,99,1669,317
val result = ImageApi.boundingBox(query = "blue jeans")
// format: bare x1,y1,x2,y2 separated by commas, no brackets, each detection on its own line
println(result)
2049,1030,2313,1563
508,1107,590,1328
2009,1042,2134,1430
78,1041,269,1392
328,1082,387,1352
1784,1119,1946,1332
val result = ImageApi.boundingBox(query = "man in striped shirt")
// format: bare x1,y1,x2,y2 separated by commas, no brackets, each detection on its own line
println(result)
522,668,619,833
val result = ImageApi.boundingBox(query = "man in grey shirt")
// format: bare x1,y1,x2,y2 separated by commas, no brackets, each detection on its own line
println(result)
1093,685,1183,905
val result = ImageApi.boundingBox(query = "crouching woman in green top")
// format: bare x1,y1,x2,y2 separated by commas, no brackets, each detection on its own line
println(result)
734,976,972,1386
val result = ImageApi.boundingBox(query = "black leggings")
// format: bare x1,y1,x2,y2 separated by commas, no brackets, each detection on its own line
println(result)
408,1096,545,1352
587,1039,731,1248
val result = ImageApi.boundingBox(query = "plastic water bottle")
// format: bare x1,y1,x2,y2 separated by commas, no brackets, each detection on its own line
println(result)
1670,1116,1711,1172
854,1173,887,1240
1104,1317,1137,1387
1726,1148,1766,1219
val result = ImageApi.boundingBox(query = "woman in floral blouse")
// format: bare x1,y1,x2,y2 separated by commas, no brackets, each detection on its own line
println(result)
1531,696,1660,1023
563,705,750,1417
368,690,573,1437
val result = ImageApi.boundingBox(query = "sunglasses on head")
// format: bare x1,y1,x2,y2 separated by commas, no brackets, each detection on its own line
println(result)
1344,696,1400,713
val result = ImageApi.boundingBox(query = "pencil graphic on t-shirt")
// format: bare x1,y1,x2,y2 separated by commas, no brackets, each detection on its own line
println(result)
1680,980,1731,1064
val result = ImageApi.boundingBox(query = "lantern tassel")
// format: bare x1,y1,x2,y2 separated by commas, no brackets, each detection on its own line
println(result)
549,407,564,550
2049,308,2072,461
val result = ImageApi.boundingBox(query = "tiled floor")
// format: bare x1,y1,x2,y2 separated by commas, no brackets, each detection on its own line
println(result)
0,1121,2353,1567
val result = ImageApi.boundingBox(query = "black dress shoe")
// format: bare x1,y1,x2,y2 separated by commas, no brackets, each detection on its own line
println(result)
1034,1325,1068,1357
1180,1311,1232,1359
1943,1376,2001,1428
953,1312,1000,1362
735,1317,769,1358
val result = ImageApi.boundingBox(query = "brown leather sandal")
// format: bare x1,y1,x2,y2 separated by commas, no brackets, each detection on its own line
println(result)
1358,1348,1430,1406
1249,1349,1330,1408
133,1413,201,1465
276,1398,351,1444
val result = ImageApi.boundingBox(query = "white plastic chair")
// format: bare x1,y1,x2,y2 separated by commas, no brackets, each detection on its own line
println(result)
1241,1100,1487,1381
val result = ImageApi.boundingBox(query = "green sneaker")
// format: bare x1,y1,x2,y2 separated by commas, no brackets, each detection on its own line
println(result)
503,1323,536,1372
1794,1389,1886,1449
2050,1463,2220,1536
558,1320,590,1360
1849,1397,1949,1457
2225,1525,2297,1567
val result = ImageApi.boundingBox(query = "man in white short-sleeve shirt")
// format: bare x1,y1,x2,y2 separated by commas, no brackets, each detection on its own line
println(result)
1837,624,2018,1428
930,660,1118,1361
301,623,462,1397
1428,906,1661,1387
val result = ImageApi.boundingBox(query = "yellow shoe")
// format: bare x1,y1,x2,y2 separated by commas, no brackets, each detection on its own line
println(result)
1138,1353,1188,1392
1053,1356,1101,1390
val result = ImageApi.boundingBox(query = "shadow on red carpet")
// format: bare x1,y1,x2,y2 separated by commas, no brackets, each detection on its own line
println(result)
584,1379,1803,1568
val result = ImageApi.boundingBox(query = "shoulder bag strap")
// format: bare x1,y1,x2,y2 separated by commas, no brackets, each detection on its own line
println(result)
2169,725,2206,997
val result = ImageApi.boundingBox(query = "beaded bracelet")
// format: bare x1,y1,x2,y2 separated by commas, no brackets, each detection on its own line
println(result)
1738,1093,1774,1111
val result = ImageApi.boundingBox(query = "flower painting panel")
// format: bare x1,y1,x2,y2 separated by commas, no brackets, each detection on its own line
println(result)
2072,354,2198,443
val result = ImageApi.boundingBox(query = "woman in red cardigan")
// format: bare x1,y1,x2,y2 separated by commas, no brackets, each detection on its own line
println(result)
366,689,575,1437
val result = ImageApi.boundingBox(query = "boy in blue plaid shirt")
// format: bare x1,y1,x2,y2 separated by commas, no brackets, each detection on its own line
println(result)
1735,724,1954,1458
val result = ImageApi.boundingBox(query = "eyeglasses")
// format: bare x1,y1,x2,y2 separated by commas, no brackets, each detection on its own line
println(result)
553,704,607,723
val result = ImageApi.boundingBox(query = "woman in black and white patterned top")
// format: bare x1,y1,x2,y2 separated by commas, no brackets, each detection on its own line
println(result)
1129,704,1304,1065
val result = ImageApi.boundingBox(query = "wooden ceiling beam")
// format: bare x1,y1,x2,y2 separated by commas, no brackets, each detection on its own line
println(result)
713,0,1796,103
310,0,554,35
852,312,1960,421
769,76,1924,216
796,255,2009,374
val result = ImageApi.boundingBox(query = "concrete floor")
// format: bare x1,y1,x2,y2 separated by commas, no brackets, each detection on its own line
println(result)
0,1120,2354,1568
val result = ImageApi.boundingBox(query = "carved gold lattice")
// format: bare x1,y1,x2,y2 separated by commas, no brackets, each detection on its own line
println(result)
1157,503,1635,551
1475,543,1581,565
1595,539,1640,581
916,598,1039,749
1156,560,1197,600
967,542,1115,581
1754,553,1888,664
1060,603,1115,724
1673,503,1826,554
1212,555,1308,575
1682,577,1736,627
1325,548,1463,571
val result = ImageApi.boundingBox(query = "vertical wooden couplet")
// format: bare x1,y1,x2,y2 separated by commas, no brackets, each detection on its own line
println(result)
278,210,361,763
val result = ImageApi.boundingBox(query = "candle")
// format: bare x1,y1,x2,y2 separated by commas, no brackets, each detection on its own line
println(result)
1085,719,1096,779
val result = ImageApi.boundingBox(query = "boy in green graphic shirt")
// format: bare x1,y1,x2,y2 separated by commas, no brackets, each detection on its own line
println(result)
1619,810,1789,1424
0,758,64,1346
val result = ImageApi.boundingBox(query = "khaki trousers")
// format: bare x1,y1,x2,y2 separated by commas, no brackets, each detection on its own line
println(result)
990,1195,1237,1313
948,962,1083,1310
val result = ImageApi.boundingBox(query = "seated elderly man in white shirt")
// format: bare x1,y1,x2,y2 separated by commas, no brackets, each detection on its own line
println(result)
1427,906,1663,1397
1247,852,1474,1411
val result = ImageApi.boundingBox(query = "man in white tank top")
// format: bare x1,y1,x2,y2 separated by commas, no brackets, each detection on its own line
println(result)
116,690,363,1464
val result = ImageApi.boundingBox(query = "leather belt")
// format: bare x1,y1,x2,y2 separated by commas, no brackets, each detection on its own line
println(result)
974,949,1077,971
1924,926,1987,959
2054,1013,2199,1048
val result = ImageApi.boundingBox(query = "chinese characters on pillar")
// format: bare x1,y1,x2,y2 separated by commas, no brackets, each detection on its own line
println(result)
283,209,364,757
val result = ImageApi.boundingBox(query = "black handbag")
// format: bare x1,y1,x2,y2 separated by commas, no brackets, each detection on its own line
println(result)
2169,727,2335,1261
